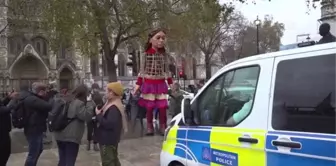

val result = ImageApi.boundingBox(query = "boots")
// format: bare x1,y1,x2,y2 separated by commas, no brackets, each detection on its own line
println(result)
93,143,99,151
159,108,167,136
86,141,91,151
146,108,154,136
146,128,154,136
159,124,167,136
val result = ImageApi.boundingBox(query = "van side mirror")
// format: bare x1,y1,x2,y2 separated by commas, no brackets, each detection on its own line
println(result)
181,97,193,125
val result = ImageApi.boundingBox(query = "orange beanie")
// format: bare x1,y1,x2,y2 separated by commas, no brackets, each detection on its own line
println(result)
107,82,124,96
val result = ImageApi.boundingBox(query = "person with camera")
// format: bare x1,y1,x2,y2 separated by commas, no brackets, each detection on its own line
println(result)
54,84,95,166
86,83,103,151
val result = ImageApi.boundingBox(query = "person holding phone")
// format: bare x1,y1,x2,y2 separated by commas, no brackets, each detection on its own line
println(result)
95,82,128,166
86,84,103,151
54,84,95,166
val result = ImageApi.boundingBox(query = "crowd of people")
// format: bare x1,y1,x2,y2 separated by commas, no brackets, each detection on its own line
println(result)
0,81,127,166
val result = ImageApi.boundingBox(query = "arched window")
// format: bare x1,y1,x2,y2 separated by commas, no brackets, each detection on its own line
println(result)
8,36,25,55
58,44,67,59
32,37,48,56
90,56,99,77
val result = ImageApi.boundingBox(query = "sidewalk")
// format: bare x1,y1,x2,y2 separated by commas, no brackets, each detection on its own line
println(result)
7,136,163,166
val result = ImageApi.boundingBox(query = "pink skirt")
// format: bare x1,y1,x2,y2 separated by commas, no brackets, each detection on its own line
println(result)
138,81,168,110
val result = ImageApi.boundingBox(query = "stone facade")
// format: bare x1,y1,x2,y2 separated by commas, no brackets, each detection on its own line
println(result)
0,2,135,92
320,0,336,35
0,4,91,91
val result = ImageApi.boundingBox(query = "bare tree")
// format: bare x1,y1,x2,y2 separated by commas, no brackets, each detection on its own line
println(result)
219,12,247,65
178,0,245,79
219,15,285,65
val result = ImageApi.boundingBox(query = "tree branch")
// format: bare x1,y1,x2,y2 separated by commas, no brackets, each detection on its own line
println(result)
120,27,151,43
0,23,8,34
120,20,141,35
110,0,123,32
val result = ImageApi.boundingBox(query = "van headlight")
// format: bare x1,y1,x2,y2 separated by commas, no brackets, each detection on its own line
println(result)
164,120,175,141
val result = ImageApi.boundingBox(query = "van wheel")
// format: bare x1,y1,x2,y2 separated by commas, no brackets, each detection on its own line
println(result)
173,164,183,166
169,161,184,166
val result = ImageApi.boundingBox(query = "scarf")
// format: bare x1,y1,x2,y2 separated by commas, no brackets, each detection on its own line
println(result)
102,98,128,133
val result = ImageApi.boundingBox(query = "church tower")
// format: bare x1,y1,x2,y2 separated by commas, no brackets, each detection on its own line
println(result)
320,0,336,35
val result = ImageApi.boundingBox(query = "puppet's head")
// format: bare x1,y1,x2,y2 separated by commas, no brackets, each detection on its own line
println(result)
144,28,167,53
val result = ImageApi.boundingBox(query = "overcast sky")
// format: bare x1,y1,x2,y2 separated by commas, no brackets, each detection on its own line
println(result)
220,0,322,45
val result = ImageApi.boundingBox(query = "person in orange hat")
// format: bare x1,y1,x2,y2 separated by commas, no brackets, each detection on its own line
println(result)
95,81,128,166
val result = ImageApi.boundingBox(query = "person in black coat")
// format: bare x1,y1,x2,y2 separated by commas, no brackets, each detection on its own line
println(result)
317,23,336,44
22,83,53,166
0,95,12,166
122,89,132,120
86,83,103,151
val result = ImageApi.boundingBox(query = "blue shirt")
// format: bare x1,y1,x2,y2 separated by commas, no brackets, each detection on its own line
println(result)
233,99,253,123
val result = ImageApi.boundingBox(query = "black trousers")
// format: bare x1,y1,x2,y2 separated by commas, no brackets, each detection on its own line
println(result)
57,141,79,166
87,120,97,144
0,132,11,166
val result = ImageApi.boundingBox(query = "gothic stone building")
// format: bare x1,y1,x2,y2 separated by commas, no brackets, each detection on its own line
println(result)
0,2,135,92
0,34,92,92
0,6,93,92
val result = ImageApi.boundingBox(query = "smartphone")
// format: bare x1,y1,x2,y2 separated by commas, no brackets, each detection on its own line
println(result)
87,94,92,101
97,104,103,110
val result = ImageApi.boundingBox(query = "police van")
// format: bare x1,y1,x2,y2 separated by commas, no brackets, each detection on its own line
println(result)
160,42,336,166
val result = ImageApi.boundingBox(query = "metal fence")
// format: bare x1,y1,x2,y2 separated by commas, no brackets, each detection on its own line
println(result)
93,76,203,90
0,78,49,93
0,76,204,93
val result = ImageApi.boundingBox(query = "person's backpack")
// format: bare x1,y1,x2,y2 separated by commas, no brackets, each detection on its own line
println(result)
12,97,29,129
47,98,73,132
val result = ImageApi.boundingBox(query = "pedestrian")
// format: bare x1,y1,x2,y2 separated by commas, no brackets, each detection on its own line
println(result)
317,23,336,44
122,89,132,120
188,84,197,94
168,83,185,118
54,84,95,166
96,82,128,166
22,82,53,166
43,83,58,145
133,28,172,136
86,83,103,151
0,93,13,166
197,79,205,90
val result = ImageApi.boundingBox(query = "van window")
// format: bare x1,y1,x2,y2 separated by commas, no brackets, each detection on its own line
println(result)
197,66,260,126
272,54,335,134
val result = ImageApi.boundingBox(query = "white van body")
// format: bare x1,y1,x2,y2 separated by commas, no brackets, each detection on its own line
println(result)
160,42,336,166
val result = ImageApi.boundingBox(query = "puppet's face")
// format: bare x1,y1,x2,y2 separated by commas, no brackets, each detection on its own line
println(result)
150,31,166,49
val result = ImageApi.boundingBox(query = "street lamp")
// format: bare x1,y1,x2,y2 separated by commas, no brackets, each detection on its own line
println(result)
254,16,261,54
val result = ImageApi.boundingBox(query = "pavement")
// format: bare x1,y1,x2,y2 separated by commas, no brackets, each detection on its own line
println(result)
10,119,152,153
7,136,163,166
7,119,165,166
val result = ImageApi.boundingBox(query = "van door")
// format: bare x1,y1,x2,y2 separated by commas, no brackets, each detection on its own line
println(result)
186,58,274,166
266,50,336,166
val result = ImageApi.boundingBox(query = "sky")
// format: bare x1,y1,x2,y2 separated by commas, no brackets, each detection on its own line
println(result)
220,0,322,45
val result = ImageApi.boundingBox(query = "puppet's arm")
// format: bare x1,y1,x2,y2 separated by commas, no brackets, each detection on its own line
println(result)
135,53,146,92
165,55,173,86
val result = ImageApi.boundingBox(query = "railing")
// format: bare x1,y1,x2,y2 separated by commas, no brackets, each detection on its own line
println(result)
0,78,49,92
93,76,203,90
